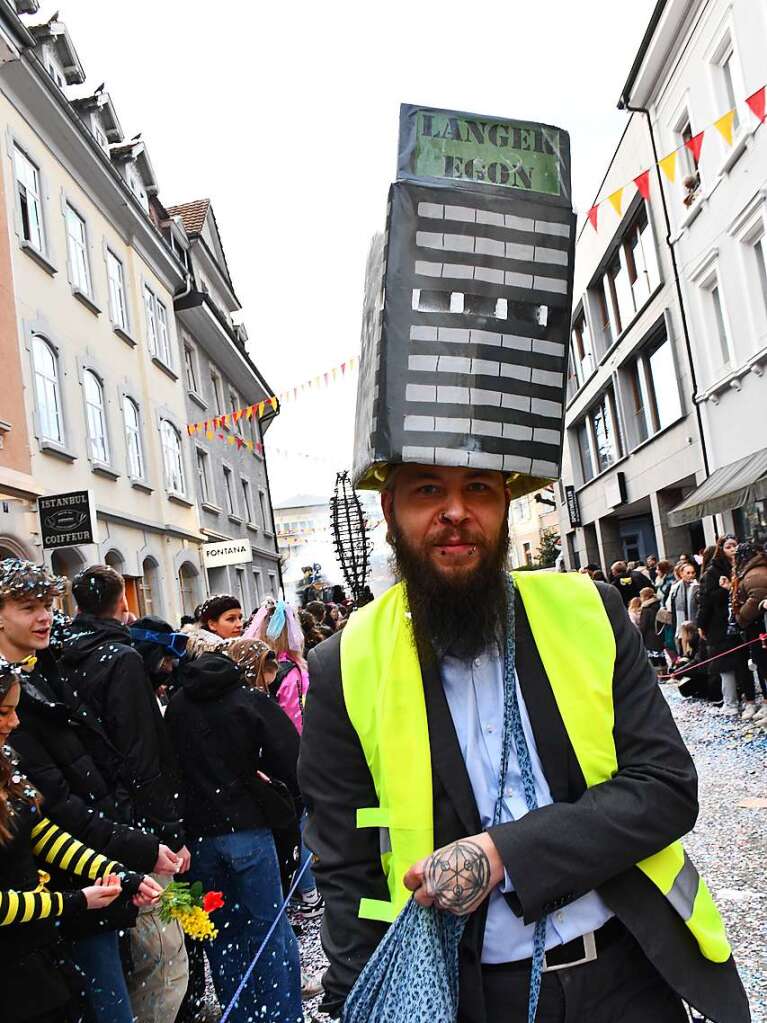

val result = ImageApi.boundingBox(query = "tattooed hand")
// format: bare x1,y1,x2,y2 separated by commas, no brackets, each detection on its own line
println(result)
403,833,504,916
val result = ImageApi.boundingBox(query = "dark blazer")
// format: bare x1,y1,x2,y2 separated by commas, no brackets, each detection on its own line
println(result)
298,582,749,1023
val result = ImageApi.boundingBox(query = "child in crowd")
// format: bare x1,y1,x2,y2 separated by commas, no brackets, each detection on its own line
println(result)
627,596,642,629
0,668,161,1023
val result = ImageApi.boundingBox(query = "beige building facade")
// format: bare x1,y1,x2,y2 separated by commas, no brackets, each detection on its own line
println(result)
0,8,205,620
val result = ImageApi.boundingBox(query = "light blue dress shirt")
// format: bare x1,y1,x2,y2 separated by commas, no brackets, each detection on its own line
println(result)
440,646,613,964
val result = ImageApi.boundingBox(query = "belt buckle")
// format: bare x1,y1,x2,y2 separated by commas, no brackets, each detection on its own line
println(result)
542,931,597,973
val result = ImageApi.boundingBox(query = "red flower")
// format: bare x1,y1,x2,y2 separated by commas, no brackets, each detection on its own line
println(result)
202,891,225,913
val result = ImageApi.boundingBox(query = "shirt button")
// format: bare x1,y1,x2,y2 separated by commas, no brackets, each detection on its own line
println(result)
555,911,565,924
474,658,482,668
505,787,513,797
486,724,494,734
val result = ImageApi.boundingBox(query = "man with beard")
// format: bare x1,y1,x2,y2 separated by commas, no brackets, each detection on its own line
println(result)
298,463,748,1023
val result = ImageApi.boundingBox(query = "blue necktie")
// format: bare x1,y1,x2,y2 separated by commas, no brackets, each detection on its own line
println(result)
497,576,547,1023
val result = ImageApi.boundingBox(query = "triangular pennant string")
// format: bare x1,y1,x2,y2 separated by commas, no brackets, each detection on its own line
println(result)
714,110,735,146
658,150,678,183
607,188,623,217
746,86,766,124
587,205,599,231
684,131,705,164
634,170,651,200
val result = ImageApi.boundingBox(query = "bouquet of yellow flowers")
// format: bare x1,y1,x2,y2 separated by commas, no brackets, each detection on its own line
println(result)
160,881,224,941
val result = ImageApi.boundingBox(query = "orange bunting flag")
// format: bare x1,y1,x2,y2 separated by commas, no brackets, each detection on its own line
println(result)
608,188,623,216
658,150,678,183
634,170,651,200
245,440,253,450
747,86,766,124
587,205,599,231
233,409,243,423
714,110,735,146
187,424,195,436
684,131,705,163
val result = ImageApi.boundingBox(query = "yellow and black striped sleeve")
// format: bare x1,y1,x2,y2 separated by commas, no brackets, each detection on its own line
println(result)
0,884,84,927
30,816,123,882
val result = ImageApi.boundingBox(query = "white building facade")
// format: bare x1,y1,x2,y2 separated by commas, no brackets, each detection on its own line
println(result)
557,110,711,571
621,0,767,543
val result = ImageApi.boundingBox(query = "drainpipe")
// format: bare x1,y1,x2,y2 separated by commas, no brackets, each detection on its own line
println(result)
619,100,711,480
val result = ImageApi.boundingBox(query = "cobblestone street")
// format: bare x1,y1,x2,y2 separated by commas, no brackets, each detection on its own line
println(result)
665,685,767,1022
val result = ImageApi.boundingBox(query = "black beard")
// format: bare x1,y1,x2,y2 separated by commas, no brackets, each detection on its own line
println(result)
389,518,509,660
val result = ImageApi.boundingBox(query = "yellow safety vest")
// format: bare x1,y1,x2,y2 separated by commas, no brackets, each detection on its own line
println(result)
340,572,731,964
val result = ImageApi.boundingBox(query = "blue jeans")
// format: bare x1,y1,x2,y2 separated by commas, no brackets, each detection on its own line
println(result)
189,828,303,1023
70,930,134,1023
297,810,316,895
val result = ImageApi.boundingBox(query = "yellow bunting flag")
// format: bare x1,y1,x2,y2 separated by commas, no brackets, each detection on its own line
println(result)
206,430,214,440
714,109,735,146
658,150,678,183
269,397,278,412
608,188,624,216
227,435,235,446
258,401,265,418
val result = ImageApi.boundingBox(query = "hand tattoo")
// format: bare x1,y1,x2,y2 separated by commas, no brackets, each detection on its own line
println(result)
424,839,491,916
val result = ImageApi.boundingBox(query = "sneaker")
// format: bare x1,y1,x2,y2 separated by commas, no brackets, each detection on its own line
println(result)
292,887,325,919
720,704,739,717
741,703,757,721
301,970,324,1001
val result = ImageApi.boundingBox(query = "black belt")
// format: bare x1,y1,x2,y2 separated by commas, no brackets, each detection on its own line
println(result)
483,916,625,974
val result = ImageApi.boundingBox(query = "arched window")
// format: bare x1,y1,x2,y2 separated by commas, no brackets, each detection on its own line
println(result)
140,556,159,616
32,335,63,443
123,398,144,479
178,560,198,616
83,370,109,463
160,420,185,494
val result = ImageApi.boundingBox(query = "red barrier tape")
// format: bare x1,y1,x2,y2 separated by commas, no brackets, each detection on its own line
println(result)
659,633,767,681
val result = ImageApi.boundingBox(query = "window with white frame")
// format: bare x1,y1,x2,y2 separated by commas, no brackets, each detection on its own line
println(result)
65,205,92,296
160,420,185,493
241,478,253,522
575,386,622,483
253,570,262,603
223,466,236,515
143,286,172,367
230,390,244,435
156,300,172,366
106,250,128,330
123,397,144,478
144,285,158,352
269,572,277,597
184,344,199,394
709,280,732,366
259,490,271,531
31,335,62,443
570,310,594,390
235,568,247,612
624,331,682,447
711,33,744,141
512,497,531,523
210,371,223,415
677,115,702,199
591,207,659,344
196,449,211,503
14,147,45,253
83,370,109,463
753,235,767,319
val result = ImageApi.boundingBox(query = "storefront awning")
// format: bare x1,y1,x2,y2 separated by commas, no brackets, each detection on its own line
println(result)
668,447,767,526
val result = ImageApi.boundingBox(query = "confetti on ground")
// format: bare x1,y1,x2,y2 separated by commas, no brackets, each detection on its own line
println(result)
665,685,767,1022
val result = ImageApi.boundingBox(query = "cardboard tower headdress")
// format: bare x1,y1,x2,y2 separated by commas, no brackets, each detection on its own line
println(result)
352,103,575,497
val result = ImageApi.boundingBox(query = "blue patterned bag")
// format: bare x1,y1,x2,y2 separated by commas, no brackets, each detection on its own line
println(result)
343,900,466,1022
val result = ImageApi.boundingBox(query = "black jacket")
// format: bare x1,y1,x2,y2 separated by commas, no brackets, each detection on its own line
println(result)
10,650,159,937
697,556,740,668
60,615,185,849
299,582,749,1023
165,653,300,838
609,570,648,607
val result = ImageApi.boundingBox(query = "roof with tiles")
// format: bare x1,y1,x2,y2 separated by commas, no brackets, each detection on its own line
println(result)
166,198,211,237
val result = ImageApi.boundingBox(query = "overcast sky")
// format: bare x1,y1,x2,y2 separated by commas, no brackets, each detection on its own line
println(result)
43,0,655,502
